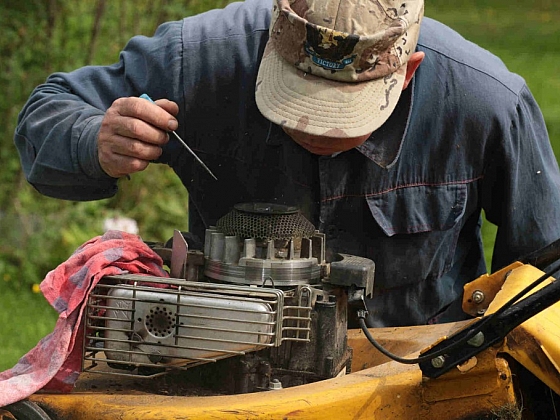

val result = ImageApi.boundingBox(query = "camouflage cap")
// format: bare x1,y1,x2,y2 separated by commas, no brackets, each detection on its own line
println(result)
255,0,424,138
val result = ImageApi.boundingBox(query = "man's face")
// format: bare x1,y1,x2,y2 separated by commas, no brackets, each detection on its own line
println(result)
272,52,426,156
282,127,372,155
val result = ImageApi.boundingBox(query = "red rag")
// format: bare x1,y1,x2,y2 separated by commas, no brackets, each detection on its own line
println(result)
0,230,168,406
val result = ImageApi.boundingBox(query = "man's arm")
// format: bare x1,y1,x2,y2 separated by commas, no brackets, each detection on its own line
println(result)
483,84,560,271
14,20,184,201
15,0,271,201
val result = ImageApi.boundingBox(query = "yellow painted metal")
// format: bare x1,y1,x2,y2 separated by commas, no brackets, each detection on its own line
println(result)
0,409,17,420
348,321,470,372
31,359,515,420
462,261,524,316
30,320,517,420
484,263,560,395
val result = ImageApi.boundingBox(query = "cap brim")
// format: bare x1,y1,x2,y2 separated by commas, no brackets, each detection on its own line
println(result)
255,42,406,138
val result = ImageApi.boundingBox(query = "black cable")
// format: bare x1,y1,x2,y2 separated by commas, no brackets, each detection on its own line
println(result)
357,314,440,364
357,259,560,365
356,310,483,364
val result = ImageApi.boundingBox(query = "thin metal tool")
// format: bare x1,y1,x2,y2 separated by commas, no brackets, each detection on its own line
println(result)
140,93,217,180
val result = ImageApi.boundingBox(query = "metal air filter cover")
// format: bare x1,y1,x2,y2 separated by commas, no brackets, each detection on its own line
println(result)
216,203,316,241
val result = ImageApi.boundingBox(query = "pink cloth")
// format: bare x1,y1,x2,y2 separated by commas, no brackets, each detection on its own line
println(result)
0,230,168,407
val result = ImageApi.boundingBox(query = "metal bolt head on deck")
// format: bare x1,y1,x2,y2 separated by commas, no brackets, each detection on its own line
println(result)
431,356,446,369
268,379,283,390
472,290,485,304
467,331,485,348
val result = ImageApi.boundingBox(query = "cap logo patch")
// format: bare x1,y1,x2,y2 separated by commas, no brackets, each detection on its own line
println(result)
304,24,359,71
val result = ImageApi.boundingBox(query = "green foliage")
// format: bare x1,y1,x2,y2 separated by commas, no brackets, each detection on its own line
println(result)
0,0,231,292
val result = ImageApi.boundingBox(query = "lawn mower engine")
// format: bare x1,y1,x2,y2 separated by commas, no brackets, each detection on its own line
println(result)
83,203,374,395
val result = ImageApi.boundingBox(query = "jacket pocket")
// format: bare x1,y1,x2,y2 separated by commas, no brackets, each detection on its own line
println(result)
365,183,468,287
367,183,467,236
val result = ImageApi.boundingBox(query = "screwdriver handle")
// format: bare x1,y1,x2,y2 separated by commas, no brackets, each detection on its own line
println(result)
139,93,156,103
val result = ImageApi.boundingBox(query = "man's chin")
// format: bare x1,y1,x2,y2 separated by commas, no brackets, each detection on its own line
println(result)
301,144,342,155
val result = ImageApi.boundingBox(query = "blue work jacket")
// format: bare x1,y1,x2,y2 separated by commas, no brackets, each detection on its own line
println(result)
14,0,560,326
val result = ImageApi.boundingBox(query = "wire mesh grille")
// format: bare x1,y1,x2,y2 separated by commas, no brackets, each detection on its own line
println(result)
216,204,316,240
82,274,311,377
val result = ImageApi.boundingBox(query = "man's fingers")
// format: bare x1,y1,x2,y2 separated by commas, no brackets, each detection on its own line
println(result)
110,114,169,145
100,153,151,178
106,135,164,161
113,97,178,132
98,136,162,178
154,98,179,118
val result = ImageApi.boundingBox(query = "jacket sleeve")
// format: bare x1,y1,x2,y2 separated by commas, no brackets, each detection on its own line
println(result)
14,20,184,201
482,84,560,271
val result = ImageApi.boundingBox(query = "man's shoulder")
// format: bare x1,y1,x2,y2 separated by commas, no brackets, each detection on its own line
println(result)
418,17,525,95
181,0,271,40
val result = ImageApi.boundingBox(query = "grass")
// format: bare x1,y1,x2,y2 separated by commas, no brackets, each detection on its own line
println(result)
427,1,560,158
1,1,559,372
0,283,58,371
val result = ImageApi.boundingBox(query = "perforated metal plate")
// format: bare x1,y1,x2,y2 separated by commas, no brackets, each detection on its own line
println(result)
216,203,315,240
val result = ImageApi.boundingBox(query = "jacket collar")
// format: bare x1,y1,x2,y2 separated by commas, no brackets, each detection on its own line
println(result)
355,77,414,168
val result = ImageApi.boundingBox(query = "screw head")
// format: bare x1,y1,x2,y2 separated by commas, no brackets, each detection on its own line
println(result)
472,290,485,304
467,331,485,347
268,379,283,390
431,356,446,369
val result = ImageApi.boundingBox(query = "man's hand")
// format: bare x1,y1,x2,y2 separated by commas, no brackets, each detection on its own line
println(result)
98,97,179,178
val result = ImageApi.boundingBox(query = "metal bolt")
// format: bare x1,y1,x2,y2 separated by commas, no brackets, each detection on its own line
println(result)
472,290,485,304
268,379,283,390
467,331,485,348
147,351,163,363
431,356,446,369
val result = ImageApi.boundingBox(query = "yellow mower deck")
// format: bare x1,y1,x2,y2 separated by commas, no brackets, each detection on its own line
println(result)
6,263,560,419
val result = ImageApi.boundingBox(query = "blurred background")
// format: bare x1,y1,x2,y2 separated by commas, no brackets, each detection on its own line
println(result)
0,0,559,370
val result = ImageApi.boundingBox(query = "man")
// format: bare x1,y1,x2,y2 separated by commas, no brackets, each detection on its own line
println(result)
15,0,560,326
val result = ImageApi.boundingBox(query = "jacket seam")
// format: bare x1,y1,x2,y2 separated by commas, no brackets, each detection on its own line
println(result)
417,42,521,97
322,175,483,203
